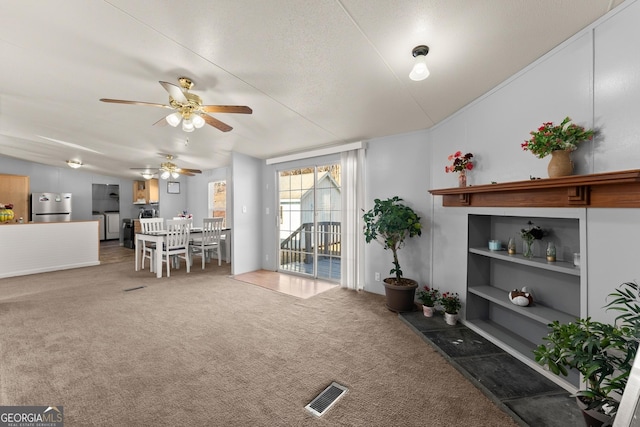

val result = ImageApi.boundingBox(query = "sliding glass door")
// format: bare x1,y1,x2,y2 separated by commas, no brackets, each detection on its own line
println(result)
278,164,341,281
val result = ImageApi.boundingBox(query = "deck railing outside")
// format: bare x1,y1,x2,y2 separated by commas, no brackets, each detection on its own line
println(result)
280,221,341,264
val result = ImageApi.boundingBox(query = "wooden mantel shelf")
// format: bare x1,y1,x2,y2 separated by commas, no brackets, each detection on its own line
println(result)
429,169,640,208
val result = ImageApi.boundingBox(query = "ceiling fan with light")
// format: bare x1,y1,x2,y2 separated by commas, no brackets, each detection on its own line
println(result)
131,154,202,180
100,77,252,133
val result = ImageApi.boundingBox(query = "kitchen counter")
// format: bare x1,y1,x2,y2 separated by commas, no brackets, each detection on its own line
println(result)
0,221,100,278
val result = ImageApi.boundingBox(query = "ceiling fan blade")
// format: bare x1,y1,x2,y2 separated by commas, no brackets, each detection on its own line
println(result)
130,168,159,172
100,98,173,109
202,114,233,132
152,116,169,127
201,105,253,114
177,170,196,176
179,168,202,174
159,81,188,103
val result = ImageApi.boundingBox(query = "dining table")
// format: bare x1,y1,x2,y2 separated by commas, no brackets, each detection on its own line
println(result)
134,227,232,278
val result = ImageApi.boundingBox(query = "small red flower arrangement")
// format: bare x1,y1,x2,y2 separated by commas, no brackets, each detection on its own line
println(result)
439,292,462,314
445,151,474,173
521,117,594,159
416,285,440,307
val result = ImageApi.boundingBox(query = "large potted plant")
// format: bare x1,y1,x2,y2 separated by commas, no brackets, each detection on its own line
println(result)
533,281,640,426
363,196,422,312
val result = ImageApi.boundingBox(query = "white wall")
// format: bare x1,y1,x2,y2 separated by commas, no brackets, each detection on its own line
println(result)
364,130,432,295
423,0,640,324
184,167,230,226
231,152,263,275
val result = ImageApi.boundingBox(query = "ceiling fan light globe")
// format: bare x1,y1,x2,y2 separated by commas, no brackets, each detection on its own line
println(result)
171,171,180,179
160,170,170,180
409,56,430,81
182,121,195,132
66,160,82,169
192,114,205,128
166,112,182,127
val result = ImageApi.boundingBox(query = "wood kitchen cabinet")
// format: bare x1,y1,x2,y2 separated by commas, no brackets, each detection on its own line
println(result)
0,174,29,222
132,179,159,204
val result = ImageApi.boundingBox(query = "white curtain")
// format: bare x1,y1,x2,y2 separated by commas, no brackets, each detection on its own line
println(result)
341,148,365,290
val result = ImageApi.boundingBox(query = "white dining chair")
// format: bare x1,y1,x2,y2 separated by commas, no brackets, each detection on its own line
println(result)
139,218,164,271
160,219,191,277
190,217,223,269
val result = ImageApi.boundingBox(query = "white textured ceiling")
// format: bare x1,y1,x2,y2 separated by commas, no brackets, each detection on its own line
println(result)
0,0,626,179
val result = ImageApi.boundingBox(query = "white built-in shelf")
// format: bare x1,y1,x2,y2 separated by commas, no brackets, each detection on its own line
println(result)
469,247,580,276
468,285,577,325
464,319,579,391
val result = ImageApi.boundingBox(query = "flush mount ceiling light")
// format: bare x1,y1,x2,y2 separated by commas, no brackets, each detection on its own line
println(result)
409,45,430,81
141,172,154,180
66,160,83,169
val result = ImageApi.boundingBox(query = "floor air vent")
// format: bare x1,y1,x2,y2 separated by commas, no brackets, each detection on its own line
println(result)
124,286,146,292
305,382,348,417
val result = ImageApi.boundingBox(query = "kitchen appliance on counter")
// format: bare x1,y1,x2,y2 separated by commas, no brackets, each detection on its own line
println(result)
138,208,157,218
104,211,120,240
31,193,72,222
122,218,135,249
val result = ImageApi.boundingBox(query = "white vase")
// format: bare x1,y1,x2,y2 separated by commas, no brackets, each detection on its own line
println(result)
422,305,434,317
444,312,458,326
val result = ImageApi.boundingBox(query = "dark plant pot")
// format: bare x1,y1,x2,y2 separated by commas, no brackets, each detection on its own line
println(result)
576,397,613,427
383,278,418,312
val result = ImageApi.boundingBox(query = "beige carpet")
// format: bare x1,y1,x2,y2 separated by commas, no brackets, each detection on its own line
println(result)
0,261,518,426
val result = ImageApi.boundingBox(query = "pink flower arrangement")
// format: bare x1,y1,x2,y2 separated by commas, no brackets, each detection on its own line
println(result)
445,151,474,173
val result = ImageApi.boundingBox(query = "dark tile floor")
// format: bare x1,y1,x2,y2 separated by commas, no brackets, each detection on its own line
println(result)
399,310,585,427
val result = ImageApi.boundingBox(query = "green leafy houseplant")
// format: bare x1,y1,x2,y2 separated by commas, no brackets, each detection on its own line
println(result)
362,196,422,285
439,292,461,314
521,116,595,159
533,281,640,421
416,285,440,307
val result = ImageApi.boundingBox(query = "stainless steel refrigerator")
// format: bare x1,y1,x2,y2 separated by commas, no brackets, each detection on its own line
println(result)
31,193,72,222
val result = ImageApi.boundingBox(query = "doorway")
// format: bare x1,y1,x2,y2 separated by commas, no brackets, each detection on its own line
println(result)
277,164,341,282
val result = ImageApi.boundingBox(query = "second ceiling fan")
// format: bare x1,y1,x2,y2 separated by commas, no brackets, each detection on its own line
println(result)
132,154,202,179
100,77,252,132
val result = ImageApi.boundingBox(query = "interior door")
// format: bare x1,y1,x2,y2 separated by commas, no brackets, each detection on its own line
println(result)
278,164,341,281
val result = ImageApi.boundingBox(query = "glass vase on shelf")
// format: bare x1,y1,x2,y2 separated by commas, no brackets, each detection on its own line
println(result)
546,242,556,262
458,170,467,187
523,238,535,259
507,237,516,255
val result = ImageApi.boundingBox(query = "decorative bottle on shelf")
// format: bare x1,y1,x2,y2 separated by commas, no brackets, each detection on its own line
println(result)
507,237,516,255
458,170,467,187
546,242,556,262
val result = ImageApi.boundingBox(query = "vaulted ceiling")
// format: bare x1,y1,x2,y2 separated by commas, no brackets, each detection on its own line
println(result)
0,0,625,179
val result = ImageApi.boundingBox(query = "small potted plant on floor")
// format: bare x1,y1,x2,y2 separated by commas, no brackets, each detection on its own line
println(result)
363,196,423,312
416,285,440,317
533,281,640,426
439,291,461,325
